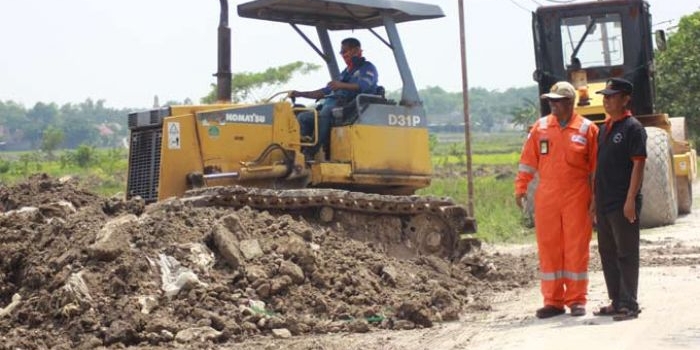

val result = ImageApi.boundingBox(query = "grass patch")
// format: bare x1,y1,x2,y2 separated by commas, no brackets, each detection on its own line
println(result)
434,132,525,155
418,174,533,243
425,131,534,243
0,147,128,198
432,152,520,166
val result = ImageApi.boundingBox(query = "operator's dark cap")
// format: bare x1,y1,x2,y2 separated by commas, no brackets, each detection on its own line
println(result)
596,78,633,95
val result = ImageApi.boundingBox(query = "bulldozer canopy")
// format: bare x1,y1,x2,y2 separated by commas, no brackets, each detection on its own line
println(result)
237,0,444,30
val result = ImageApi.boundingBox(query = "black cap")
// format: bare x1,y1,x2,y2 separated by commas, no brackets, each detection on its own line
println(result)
596,78,633,95
341,37,361,48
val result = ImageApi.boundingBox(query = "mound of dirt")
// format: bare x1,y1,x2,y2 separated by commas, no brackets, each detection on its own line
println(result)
0,175,537,349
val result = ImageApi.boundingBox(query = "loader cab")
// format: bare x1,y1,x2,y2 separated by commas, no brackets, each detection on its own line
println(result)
529,0,698,228
532,0,656,121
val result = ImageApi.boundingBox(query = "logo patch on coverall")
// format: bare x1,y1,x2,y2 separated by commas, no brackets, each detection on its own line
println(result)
539,140,549,155
571,135,587,145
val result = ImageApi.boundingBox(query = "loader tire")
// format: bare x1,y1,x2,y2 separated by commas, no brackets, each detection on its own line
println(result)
676,175,692,215
639,127,678,228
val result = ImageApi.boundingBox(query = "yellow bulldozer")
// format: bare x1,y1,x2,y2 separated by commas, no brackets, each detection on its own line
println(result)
530,0,697,228
125,0,477,259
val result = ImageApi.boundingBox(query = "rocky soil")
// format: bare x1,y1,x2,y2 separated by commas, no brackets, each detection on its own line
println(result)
0,174,538,349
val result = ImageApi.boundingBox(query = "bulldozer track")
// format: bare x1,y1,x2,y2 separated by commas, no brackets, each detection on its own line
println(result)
181,186,477,259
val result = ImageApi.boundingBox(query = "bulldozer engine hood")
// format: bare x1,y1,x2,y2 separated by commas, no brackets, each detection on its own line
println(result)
197,105,274,126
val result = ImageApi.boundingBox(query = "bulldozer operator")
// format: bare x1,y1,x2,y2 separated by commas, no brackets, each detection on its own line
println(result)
290,37,379,160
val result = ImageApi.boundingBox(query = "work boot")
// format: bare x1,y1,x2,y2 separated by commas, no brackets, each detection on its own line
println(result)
612,307,640,321
569,304,586,317
301,148,315,162
300,135,313,143
535,305,565,319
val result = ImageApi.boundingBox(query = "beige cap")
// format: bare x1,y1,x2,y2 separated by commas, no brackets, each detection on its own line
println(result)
540,81,576,99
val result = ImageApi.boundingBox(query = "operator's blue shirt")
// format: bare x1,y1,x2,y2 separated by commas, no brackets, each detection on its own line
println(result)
321,57,378,103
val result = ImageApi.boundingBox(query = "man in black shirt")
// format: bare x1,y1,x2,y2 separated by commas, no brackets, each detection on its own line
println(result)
593,78,647,321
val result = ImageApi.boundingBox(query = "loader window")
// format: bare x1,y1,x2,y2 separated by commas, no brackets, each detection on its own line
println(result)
561,14,623,69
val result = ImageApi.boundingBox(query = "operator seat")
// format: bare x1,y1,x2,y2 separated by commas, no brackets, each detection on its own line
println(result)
331,86,395,126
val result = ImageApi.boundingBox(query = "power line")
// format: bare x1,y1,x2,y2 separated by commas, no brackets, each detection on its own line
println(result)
508,0,533,13
652,19,675,28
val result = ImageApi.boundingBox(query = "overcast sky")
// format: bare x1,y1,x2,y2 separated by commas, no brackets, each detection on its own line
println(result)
1,0,699,109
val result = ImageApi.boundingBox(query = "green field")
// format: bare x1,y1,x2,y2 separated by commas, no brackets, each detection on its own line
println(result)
421,132,533,242
0,147,127,196
0,132,532,243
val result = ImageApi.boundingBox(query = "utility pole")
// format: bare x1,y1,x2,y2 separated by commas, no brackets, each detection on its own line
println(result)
458,0,475,220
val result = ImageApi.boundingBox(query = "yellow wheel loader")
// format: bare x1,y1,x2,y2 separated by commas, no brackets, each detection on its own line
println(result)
529,0,697,228
125,0,477,259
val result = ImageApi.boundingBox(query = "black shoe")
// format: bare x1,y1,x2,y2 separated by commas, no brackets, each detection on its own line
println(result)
593,304,618,316
569,304,586,317
612,307,640,321
301,148,315,162
536,305,565,319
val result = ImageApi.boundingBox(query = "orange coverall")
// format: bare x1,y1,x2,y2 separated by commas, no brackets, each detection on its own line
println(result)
515,113,598,308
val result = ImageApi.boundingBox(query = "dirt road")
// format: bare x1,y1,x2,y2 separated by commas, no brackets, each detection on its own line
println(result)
240,188,700,350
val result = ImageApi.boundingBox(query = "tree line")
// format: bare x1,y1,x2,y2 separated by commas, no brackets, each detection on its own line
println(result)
656,11,700,144
0,84,538,153
0,99,130,152
387,85,539,133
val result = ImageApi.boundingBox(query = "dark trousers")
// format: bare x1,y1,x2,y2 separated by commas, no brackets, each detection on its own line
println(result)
297,98,337,156
596,209,640,311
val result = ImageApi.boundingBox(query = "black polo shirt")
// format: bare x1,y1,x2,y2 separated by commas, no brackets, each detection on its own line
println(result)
595,114,647,214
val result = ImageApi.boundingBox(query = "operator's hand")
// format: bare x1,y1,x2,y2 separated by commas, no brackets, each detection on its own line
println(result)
326,80,344,91
623,197,636,223
515,193,526,210
289,90,301,98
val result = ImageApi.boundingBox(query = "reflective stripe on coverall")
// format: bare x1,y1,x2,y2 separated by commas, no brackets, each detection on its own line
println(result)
515,114,598,308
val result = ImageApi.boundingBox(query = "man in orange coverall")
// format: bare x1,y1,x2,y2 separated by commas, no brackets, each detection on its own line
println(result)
515,81,599,318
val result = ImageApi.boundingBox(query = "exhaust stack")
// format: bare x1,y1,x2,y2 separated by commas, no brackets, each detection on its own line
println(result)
215,0,232,102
